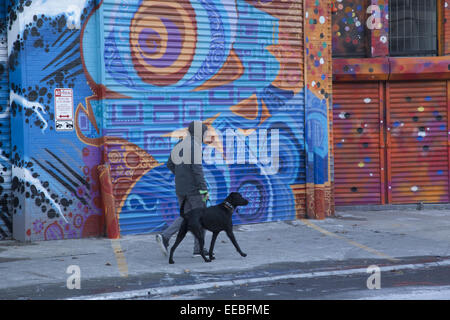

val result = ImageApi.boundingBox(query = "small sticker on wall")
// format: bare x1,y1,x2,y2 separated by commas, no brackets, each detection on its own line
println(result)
54,88,74,131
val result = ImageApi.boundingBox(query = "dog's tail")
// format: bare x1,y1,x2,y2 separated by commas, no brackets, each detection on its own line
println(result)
180,196,187,218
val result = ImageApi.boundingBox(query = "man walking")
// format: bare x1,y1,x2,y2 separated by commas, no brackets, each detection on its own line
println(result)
156,120,211,257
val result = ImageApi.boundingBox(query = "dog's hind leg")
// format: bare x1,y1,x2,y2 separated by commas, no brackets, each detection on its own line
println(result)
168,222,188,264
225,229,247,257
208,232,219,261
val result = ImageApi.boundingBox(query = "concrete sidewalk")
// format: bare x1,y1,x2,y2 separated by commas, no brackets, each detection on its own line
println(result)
0,205,449,299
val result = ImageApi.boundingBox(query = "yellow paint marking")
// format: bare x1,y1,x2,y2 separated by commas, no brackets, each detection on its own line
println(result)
111,239,129,277
299,219,401,263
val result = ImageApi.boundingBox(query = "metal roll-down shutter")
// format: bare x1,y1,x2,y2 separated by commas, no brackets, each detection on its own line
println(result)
98,0,307,234
387,81,449,204
333,82,385,205
0,5,12,239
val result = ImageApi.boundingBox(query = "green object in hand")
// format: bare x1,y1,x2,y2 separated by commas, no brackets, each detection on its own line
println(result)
199,190,209,202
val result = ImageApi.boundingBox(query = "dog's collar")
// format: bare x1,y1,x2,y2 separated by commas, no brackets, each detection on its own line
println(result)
223,201,234,212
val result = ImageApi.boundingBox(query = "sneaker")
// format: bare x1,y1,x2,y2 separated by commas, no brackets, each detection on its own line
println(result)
192,249,214,258
156,234,169,256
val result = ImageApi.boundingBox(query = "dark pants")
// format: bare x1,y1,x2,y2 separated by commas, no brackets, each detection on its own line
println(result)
162,194,206,252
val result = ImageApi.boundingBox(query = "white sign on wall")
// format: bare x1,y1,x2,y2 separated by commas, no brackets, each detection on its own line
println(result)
54,88,74,131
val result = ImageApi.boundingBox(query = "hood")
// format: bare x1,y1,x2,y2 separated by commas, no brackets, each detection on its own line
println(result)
188,121,208,140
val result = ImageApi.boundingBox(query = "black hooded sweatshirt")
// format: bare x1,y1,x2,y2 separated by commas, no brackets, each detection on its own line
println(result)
166,121,208,196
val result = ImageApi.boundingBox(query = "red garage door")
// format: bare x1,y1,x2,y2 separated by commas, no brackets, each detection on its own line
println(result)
386,81,450,204
332,82,385,205
333,80,450,206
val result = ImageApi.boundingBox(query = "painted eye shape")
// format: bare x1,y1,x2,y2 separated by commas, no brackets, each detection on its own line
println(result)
130,1,197,87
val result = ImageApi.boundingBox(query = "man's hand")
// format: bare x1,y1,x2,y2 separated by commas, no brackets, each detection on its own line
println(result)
199,190,209,202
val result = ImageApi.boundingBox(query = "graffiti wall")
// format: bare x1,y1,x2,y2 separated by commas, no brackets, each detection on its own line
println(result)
445,0,450,55
332,1,450,207
304,0,334,218
332,0,389,58
9,0,333,240
8,0,103,241
0,3,12,239
332,0,368,57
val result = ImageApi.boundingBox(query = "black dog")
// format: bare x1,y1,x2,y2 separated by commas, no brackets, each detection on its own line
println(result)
168,192,249,264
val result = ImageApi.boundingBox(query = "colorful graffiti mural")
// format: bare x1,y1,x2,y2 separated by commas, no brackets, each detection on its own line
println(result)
332,0,368,57
332,0,389,58
445,0,450,55
8,0,333,241
368,0,388,57
304,0,334,218
7,0,104,240
0,3,11,239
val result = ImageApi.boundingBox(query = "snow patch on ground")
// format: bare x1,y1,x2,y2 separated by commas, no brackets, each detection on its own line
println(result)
358,286,450,300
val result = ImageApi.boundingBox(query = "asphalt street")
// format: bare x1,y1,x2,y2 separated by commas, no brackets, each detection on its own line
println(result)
140,257,450,300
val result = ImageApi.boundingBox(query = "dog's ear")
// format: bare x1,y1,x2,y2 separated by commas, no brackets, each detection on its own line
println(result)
233,192,249,206
228,192,238,200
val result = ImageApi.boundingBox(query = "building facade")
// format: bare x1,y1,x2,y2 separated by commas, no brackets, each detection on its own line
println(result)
1,0,334,241
332,0,450,206
3,0,448,242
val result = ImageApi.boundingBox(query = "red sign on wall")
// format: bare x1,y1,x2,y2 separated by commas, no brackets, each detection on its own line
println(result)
54,88,74,131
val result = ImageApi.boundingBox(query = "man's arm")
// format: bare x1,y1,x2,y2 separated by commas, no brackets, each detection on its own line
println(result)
190,138,208,191
191,163,207,190
166,153,175,174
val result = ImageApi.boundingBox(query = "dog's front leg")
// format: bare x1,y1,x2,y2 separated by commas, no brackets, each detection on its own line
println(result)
209,232,219,260
226,229,247,257
192,228,211,263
